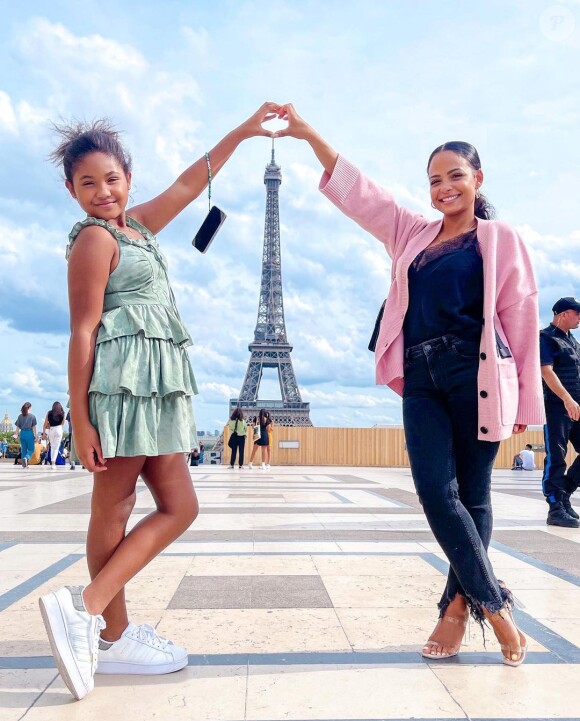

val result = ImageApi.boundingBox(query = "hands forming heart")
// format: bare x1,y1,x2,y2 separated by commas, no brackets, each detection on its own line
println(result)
242,102,311,141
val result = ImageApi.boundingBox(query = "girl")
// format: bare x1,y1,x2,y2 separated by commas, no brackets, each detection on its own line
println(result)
14,402,37,469
39,103,278,700
274,104,545,666
43,401,66,470
227,406,247,469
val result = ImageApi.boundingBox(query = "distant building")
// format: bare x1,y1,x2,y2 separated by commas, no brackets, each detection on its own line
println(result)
0,410,14,433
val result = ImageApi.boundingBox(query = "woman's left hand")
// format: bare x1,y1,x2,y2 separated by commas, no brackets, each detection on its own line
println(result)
237,102,281,139
512,424,527,434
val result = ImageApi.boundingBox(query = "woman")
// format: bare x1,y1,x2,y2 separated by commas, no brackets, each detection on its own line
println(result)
256,409,273,471
14,402,37,469
43,401,66,470
227,407,248,469
274,105,545,666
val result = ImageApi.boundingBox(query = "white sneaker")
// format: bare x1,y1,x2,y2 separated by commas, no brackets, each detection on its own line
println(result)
266,464,271,470
261,462,266,470
248,462,253,469
96,622,187,675
39,585,105,700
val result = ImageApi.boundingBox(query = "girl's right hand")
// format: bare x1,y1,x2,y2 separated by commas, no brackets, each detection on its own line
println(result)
74,423,107,472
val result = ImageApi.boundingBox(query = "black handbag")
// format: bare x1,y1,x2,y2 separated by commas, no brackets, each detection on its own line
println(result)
227,420,239,448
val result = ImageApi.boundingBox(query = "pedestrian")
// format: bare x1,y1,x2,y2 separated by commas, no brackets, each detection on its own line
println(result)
540,297,580,527
247,416,261,469
227,407,247,469
43,402,66,470
189,448,200,467
0,439,7,459
198,442,205,464
14,402,37,469
39,104,277,701
275,105,545,666
256,408,273,471
66,410,76,469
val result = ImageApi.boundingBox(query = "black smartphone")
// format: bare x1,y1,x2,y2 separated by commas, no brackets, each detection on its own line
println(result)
192,205,226,253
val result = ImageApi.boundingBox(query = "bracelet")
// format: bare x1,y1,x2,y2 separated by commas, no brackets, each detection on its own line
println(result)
204,151,212,212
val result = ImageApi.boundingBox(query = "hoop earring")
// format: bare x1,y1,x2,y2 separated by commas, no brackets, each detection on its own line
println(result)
431,201,436,209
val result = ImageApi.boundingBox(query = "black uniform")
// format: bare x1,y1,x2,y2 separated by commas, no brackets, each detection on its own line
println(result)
540,323,580,501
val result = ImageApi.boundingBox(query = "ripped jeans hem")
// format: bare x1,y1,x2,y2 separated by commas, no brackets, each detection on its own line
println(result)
437,583,513,632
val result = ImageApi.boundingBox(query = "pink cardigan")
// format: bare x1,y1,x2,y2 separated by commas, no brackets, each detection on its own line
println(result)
320,156,545,441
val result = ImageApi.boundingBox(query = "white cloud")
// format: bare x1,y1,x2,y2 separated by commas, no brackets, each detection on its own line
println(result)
0,92,18,134
1,3,579,432
11,367,43,395
18,18,147,74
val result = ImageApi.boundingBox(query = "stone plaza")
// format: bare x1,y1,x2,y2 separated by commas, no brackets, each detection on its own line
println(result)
0,461,579,720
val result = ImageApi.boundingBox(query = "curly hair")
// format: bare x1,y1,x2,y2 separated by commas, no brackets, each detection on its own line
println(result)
48,118,132,182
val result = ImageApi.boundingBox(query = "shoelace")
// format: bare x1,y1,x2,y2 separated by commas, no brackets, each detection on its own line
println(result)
133,623,171,649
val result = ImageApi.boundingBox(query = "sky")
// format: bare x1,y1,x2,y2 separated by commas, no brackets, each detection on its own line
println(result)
1,0,579,432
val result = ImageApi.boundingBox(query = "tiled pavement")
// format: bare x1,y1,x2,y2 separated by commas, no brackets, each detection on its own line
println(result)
1,461,579,720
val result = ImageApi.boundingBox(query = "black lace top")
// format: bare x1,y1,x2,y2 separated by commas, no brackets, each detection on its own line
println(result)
403,228,484,348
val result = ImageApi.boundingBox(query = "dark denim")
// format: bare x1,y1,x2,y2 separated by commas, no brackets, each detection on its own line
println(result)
402,334,506,618
542,400,580,499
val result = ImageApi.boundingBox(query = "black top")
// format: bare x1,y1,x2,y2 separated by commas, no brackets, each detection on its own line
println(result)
539,323,580,402
48,410,64,427
403,229,484,348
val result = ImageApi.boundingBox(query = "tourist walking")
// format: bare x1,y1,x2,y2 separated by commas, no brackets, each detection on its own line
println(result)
66,410,76,469
43,402,66,470
227,407,248,469
540,297,580,527
39,104,278,701
14,403,37,469
275,104,545,666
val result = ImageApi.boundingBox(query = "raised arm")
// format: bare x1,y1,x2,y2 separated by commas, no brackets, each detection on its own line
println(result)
129,102,279,235
67,225,117,472
274,104,429,258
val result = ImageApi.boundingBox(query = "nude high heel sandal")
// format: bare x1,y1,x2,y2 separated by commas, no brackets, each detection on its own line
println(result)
421,613,469,659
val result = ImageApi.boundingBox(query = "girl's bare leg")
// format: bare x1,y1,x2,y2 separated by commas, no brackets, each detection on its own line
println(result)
85,456,143,640
82,453,198,633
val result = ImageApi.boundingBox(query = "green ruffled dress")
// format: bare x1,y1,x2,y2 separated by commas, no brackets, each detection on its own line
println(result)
66,216,198,458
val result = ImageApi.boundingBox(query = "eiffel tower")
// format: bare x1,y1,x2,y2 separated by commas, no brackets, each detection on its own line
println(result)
231,141,312,426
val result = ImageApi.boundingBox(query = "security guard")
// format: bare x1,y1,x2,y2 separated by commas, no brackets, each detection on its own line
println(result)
540,297,580,527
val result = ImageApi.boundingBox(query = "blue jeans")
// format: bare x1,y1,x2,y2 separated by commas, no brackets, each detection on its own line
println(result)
19,429,35,461
403,335,506,619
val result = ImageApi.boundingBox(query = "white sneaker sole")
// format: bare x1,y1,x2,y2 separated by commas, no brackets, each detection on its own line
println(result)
96,656,188,675
39,593,92,700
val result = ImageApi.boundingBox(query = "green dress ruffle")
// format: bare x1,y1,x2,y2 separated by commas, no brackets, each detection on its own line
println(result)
67,216,198,458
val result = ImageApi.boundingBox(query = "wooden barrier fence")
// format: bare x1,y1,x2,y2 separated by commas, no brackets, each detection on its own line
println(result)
223,425,576,469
